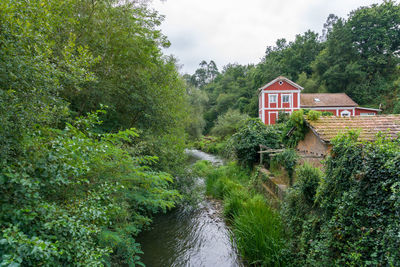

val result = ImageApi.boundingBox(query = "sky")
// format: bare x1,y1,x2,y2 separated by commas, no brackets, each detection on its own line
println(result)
150,0,382,74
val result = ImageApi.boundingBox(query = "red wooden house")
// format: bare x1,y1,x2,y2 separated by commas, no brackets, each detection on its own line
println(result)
258,76,380,125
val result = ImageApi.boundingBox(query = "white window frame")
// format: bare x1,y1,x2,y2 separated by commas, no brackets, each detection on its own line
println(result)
269,94,277,106
340,110,351,117
282,94,291,104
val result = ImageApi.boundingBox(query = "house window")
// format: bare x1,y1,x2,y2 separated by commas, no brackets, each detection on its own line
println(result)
341,110,351,117
282,94,290,103
279,81,283,85
360,112,375,116
269,94,277,104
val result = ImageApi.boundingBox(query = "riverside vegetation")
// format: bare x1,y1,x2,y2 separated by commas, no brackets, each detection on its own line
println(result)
2,0,400,266
0,0,189,265
195,110,400,266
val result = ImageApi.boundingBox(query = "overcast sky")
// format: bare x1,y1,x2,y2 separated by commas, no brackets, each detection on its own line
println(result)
150,0,382,74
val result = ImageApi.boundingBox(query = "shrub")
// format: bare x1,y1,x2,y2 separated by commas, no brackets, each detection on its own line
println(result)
229,118,283,167
295,163,323,204
210,109,249,138
306,110,321,121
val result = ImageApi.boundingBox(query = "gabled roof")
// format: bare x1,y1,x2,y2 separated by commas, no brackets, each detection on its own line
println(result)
301,93,358,107
306,115,400,143
258,76,304,92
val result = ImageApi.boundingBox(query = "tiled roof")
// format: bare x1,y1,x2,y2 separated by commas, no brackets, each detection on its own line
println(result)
301,93,358,107
306,115,400,143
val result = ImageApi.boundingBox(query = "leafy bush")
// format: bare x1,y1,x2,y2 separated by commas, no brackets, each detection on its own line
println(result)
210,109,249,138
0,113,180,266
277,111,290,124
306,110,321,121
229,118,283,167
295,163,323,204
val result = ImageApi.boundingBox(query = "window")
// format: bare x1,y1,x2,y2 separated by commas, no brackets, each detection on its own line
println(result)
279,81,283,85
341,110,351,117
360,112,375,116
269,94,277,103
282,94,290,103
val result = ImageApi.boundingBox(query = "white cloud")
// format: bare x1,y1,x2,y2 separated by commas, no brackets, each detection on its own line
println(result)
151,0,382,74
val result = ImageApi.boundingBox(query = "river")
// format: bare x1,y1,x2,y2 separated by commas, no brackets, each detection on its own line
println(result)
137,149,243,267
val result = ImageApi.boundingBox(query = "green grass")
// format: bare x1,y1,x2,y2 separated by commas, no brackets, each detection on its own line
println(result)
233,195,285,266
199,161,286,266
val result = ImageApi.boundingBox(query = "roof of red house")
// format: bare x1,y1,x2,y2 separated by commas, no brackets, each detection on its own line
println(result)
306,115,400,143
301,93,358,107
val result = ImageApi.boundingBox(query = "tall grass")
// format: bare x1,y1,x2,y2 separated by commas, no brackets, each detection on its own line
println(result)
198,161,286,266
233,195,285,266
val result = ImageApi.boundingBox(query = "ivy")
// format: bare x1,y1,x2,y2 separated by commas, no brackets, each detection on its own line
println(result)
282,132,400,266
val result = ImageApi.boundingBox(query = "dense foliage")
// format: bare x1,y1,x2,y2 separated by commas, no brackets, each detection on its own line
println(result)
0,114,180,266
228,119,283,167
0,0,189,265
282,132,400,265
210,109,249,138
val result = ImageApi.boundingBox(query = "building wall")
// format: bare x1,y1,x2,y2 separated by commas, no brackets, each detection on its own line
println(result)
296,129,328,156
258,80,301,125
355,107,379,116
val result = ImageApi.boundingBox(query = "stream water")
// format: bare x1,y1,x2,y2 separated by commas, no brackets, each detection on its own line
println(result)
137,149,243,267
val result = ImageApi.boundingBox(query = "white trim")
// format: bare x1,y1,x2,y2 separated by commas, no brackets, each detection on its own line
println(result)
258,76,304,92
355,107,381,112
260,90,300,93
291,92,294,111
269,111,278,125
297,92,300,109
262,93,265,123
262,107,300,110
300,107,357,110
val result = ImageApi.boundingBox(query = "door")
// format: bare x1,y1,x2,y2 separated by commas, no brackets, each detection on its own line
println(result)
269,112,278,125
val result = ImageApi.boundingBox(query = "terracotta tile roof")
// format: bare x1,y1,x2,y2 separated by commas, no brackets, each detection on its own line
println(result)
301,93,358,107
306,115,400,143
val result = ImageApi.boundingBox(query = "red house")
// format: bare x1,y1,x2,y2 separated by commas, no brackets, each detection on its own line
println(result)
258,76,380,125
